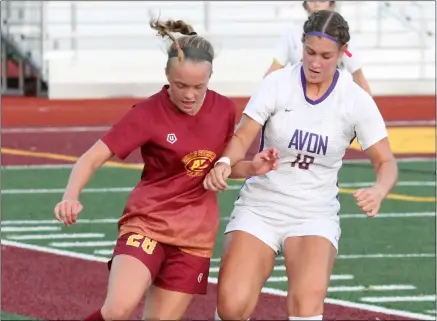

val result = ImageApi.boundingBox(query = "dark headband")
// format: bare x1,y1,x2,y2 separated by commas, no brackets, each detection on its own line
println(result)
168,46,213,63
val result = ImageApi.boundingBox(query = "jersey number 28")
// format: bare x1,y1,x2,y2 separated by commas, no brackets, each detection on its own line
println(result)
290,153,315,170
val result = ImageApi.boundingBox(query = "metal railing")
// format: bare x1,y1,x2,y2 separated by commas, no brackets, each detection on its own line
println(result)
1,1,435,88
0,0,47,96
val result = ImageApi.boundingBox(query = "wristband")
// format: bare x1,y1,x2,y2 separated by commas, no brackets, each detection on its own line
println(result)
215,156,231,167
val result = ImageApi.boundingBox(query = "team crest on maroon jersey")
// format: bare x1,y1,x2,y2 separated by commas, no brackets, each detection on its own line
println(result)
181,150,216,177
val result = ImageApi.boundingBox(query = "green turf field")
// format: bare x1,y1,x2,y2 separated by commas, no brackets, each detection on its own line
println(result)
1,159,436,317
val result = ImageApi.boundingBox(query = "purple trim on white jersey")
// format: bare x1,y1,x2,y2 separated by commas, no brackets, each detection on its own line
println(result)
300,66,339,105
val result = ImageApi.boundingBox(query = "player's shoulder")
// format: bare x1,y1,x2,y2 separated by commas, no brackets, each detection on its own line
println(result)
206,89,236,113
337,70,375,108
265,62,300,87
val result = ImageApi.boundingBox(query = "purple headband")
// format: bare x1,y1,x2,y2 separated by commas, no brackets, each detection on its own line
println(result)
305,31,352,57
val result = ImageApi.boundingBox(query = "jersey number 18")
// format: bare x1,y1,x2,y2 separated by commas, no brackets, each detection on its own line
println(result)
290,153,315,170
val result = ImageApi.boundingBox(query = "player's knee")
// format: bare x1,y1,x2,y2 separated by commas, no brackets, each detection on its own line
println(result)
287,288,325,316
101,302,135,321
217,289,252,320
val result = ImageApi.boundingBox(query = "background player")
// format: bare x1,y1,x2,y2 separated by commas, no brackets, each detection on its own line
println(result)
53,18,278,321
204,10,398,321
265,0,372,95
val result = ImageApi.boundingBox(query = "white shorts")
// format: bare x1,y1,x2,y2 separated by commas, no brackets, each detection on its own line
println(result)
224,206,341,254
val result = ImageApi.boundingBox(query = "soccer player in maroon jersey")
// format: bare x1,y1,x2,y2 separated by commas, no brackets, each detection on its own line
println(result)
53,18,279,321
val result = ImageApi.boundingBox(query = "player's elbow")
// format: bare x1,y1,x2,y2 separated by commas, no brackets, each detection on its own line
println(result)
352,69,372,95
264,60,283,78
79,139,114,171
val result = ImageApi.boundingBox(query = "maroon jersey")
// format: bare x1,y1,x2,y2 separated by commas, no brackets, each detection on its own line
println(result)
101,85,236,258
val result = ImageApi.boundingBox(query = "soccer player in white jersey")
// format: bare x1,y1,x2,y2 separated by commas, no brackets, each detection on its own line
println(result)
265,0,372,95
203,10,398,321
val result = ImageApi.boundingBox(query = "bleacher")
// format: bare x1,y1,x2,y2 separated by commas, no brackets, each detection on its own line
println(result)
1,1,435,98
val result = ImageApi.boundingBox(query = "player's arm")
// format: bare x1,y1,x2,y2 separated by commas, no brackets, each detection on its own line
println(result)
353,92,398,216
62,140,114,200
264,30,291,77
364,138,398,198
264,59,285,78
352,69,372,96
344,41,372,95
62,105,149,201
229,160,255,179
204,73,278,190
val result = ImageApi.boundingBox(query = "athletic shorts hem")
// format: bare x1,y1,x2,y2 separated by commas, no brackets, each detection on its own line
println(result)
224,228,280,254
153,279,208,295
282,233,339,254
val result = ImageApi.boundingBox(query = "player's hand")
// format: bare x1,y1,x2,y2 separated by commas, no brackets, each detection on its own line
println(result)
54,199,83,226
203,163,232,192
354,185,384,217
251,148,280,176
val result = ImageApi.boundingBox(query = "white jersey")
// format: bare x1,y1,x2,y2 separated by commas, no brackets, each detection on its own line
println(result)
234,63,387,220
273,25,362,74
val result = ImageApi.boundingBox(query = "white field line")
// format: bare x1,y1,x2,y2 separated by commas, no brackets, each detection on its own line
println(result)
0,185,240,194
1,226,61,232
339,212,436,219
51,241,116,248
206,277,435,321
327,285,416,292
210,265,352,280
2,120,434,134
340,181,435,187
361,295,436,303
1,181,436,195
2,212,434,227
425,309,436,314
263,275,354,282
1,239,434,321
1,218,120,225
94,249,115,255
1,156,435,171
7,233,105,240
210,253,436,263
1,126,111,133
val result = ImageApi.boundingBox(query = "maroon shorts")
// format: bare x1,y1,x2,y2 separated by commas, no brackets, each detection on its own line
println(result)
107,232,210,294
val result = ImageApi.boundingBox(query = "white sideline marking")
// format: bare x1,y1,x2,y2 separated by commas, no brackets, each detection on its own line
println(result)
1,157,435,171
0,181,434,195
94,249,115,255
7,233,105,240
0,185,241,194
207,277,435,320
2,212,435,227
336,253,436,259
327,285,416,292
1,187,134,194
425,309,436,314
361,295,436,303
51,241,116,248
2,120,434,134
1,226,61,232
210,265,352,280
264,275,354,282
340,212,436,219
340,181,435,187
1,126,111,133
210,253,436,263
1,240,434,321
1,218,120,225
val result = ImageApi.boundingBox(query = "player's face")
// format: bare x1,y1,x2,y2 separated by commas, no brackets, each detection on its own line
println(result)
302,36,341,84
166,60,212,115
305,0,334,14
